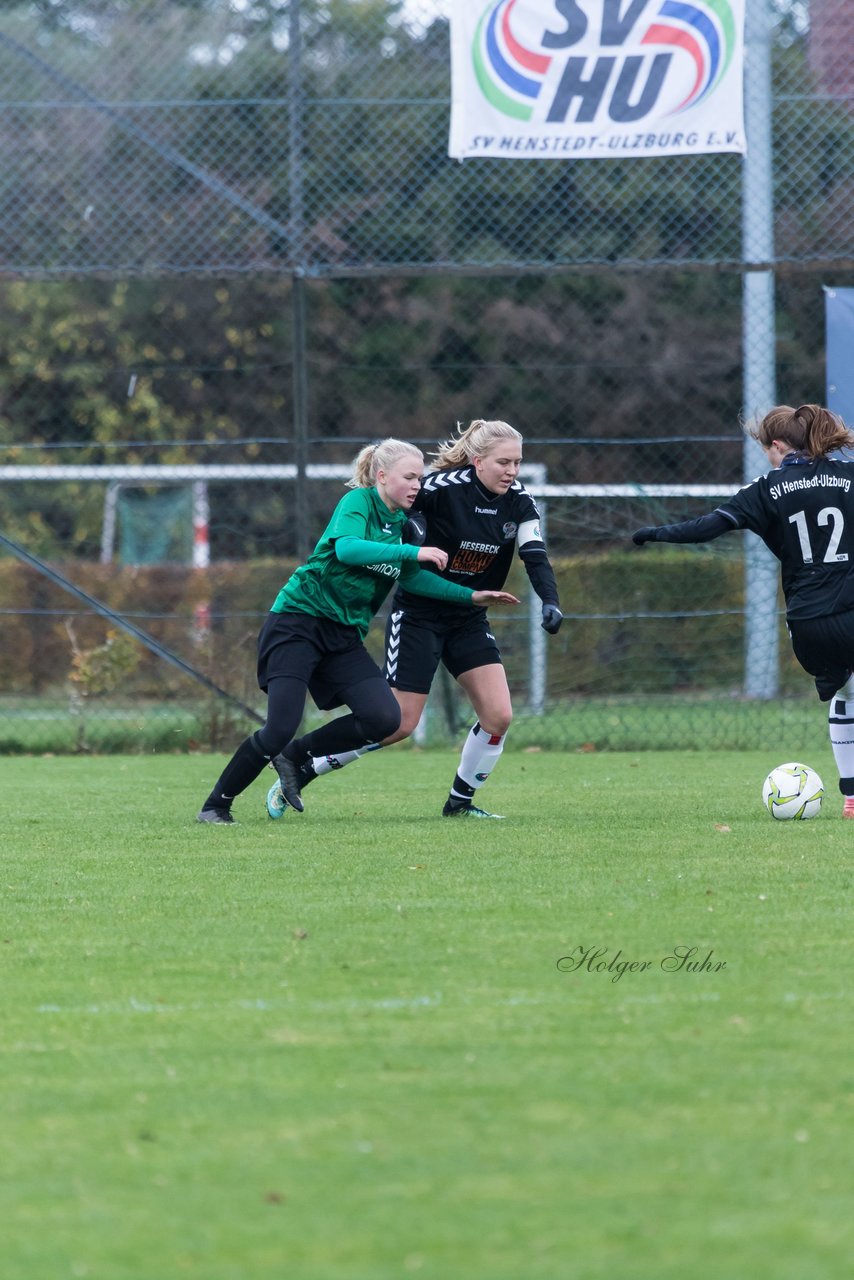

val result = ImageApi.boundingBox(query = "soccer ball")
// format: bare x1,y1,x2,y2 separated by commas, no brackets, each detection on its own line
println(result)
762,762,824,820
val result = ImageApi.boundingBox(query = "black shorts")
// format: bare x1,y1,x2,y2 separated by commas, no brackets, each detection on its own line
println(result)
788,608,854,699
257,611,383,710
382,605,501,694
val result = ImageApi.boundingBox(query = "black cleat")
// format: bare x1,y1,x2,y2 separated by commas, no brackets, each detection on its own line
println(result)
197,807,236,825
272,750,306,813
442,796,505,820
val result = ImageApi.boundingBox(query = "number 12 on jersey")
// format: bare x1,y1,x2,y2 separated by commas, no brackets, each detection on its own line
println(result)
788,507,849,564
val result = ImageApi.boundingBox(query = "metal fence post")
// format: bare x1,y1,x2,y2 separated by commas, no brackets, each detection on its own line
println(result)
742,0,779,700
290,0,310,562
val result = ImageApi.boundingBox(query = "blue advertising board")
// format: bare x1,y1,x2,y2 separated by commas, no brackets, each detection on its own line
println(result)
826,287,854,424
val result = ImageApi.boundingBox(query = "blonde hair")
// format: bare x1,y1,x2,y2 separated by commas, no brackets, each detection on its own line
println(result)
431,419,523,470
347,438,423,489
748,403,853,459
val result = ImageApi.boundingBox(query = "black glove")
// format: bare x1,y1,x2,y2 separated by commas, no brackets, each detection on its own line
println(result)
632,527,658,546
541,603,563,635
402,513,427,546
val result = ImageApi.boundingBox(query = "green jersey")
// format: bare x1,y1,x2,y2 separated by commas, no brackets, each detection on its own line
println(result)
271,487,472,638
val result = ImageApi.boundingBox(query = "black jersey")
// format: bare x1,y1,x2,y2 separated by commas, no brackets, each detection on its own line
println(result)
394,464,549,623
719,455,854,620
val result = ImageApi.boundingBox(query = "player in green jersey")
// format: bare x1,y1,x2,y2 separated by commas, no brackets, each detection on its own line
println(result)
197,438,518,823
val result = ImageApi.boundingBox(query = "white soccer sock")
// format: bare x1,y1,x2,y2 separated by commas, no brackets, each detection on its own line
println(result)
452,722,506,795
829,697,854,786
311,743,383,776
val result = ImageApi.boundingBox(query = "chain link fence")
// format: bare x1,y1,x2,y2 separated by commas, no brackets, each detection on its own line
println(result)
2,1,853,274
2,0,854,753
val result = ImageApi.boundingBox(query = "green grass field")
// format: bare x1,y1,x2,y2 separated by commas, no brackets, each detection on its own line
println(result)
3,748,853,1279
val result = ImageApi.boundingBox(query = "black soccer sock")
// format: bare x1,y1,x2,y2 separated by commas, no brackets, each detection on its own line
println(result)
295,677,401,758
449,774,476,801
202,733,270,811
281,733,320,785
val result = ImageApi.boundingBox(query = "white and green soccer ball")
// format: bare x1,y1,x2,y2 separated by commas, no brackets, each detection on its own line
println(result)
762,762,824,820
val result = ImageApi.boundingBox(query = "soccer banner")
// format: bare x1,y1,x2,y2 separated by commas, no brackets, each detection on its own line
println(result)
449,0,746,161
825,287,854,427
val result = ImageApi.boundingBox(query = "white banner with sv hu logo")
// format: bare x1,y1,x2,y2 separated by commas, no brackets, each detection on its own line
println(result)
449,0,746,160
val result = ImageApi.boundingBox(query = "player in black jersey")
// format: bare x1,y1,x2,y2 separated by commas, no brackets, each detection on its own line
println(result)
633,403,854,818
268,419,563,819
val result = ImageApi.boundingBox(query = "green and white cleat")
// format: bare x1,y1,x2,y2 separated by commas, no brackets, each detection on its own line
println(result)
442,797,505,819
266,780,289,820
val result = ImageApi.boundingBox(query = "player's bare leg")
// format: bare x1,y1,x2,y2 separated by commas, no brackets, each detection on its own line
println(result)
443,664,512,818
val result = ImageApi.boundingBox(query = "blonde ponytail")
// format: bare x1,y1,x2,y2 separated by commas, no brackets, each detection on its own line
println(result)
431,419,523,470
347,438,423,488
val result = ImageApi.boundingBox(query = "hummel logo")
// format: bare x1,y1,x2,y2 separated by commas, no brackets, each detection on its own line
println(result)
386,609,403,677
475,506,497,515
